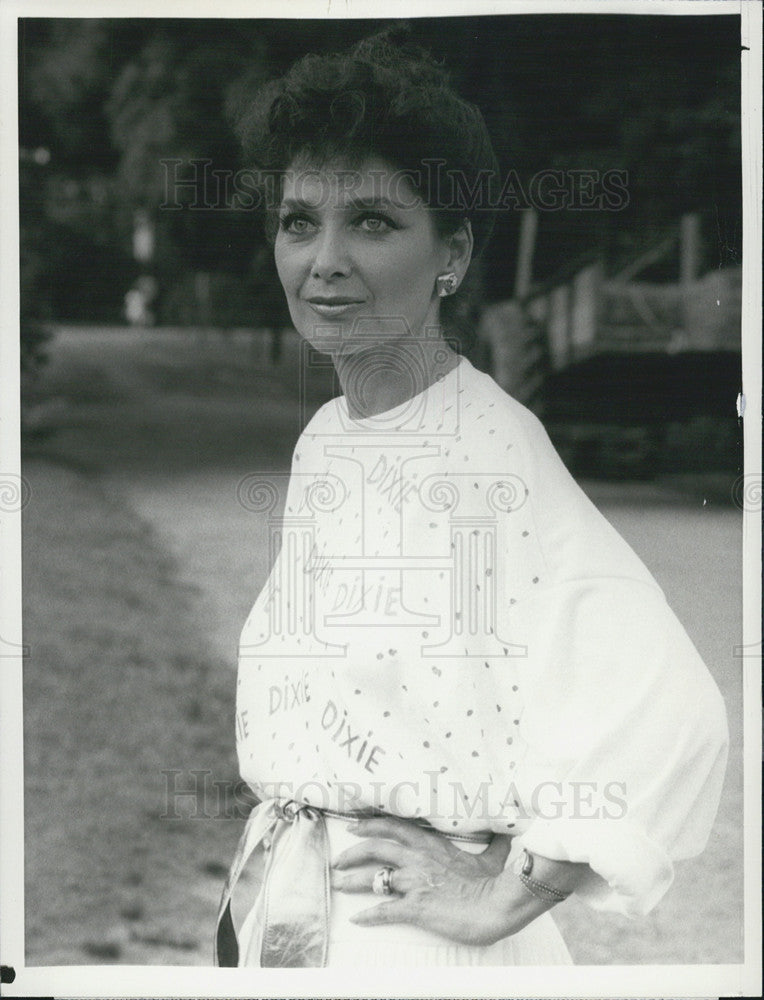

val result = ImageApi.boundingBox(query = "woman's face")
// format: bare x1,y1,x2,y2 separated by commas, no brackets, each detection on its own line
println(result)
273,155,452,357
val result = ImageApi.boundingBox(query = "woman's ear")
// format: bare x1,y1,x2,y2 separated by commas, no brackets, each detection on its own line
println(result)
445,218,474,279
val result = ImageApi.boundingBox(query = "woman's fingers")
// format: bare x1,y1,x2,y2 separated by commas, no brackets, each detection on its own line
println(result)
332,837,415,871
330,864,384,893
480,834,513,870
332,864,425,894
350,815,449,851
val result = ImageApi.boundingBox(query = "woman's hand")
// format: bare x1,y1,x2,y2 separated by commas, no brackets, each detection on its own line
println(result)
330,814,572,946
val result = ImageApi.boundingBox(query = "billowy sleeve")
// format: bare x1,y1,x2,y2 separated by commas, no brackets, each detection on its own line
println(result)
510,577,729,917
502,405,729,917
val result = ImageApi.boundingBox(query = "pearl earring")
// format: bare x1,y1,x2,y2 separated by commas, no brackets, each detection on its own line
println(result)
436,272,459,297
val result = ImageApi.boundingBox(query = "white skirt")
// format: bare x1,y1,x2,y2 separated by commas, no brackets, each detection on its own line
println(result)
238,811,572,967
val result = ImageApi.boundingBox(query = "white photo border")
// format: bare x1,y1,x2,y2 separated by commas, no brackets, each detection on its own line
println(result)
1,0,760,997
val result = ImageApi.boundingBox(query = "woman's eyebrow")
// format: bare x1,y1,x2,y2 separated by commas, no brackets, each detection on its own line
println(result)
279,197,318,213
279,195,412,213
346,195,410,211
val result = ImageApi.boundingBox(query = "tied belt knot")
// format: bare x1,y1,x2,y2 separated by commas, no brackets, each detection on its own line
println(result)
215,797,330,968
214,796,494,968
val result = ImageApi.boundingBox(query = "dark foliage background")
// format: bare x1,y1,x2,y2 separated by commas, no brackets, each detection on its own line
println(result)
18,15,741,337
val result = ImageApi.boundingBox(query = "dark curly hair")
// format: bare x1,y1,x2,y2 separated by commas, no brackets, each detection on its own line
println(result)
233,23,499,346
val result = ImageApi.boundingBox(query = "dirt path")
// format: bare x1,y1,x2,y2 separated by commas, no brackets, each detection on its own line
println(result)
100,468,273,670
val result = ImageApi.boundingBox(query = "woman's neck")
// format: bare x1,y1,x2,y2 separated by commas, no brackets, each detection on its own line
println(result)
333,335,461,420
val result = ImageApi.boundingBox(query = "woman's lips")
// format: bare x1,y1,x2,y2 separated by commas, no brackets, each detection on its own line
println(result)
306,299,365,317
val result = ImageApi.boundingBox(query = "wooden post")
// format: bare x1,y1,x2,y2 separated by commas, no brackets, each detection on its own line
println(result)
514,208,538,300
680,213,701,287
679,213,701,332
547,285,570,371
570,261,602,357
195,271,210,344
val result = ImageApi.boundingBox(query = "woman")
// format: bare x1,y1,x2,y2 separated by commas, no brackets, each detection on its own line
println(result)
216,26,728,967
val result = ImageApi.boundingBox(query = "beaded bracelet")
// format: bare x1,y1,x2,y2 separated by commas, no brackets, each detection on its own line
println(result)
514,848,571,904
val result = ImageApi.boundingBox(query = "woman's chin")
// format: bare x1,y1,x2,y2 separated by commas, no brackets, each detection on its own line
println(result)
298,328,411,359
297,333,364,357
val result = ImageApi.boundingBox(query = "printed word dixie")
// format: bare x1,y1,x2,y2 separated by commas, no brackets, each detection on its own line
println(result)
269,672,311,715
321,699,386,774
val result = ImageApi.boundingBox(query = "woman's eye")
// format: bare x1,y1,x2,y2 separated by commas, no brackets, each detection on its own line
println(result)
358,214,396,233
279,214,314,234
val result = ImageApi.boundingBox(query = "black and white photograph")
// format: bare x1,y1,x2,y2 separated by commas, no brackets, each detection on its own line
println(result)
1,0,761,996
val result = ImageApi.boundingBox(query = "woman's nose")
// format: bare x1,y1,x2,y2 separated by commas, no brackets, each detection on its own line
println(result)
310,226,352,280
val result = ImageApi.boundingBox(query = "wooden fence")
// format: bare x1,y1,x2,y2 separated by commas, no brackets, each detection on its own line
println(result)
478,212,741,407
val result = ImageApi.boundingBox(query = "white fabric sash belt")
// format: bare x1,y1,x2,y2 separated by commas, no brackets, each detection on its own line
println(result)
214,797,493,968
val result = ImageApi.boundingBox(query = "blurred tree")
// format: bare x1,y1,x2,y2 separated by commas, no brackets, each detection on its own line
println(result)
19,19,118,170
19,152,54,373
19,18,142,366
18,14,741,329
105,22,275,323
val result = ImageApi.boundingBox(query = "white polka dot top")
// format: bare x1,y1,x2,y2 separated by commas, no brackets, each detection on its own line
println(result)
236,354,728,916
